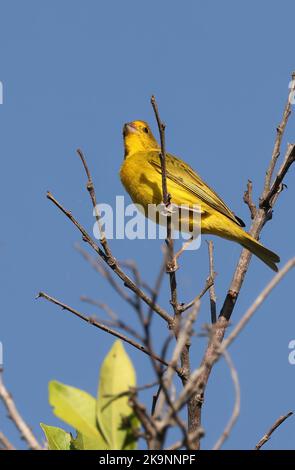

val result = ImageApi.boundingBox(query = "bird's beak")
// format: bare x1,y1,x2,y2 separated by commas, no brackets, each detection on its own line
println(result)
123,122,138,135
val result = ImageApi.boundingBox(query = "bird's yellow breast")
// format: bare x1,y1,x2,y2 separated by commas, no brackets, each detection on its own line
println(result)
120,152,200,209
120,153,163,208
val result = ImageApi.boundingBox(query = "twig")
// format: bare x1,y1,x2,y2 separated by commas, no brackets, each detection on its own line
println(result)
150,96,169,206
151,384,163,416
255,411,293,450
119,259,144,320
0,431,15,450
243,180,257,219
80,295,118,321
155,301,200,419
260,143,295,210
76,149,111,257
46,192,173,326
146,260,166,324
174,237,194,262
37,291,169,367
179,275,215,313
262,72,295,196
0,371,42,450
151,95,178,307
151,97,194,442
80,296,142,340
213,350,240,450
151,96,190,383
76,245,137,309
129,393,158,448
207,241,217,323
146,262,167,417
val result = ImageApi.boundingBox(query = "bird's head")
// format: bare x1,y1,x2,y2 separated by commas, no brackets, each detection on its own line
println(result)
123,120,159,157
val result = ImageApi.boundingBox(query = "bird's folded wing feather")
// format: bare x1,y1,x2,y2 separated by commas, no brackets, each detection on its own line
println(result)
148,152,243,227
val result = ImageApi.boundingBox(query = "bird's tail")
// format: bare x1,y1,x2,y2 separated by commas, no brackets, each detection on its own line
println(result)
240,232,280,272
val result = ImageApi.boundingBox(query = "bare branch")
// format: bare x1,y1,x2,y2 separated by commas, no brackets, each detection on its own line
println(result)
46,191,173,325
119,259,144,319
76,148,111,257
37,291,169,367
0,431,15,450
213,350,240,450
207,241,217,323
255,411,293,450
146,260,166,323
243,180,257,219
0,371,42,450
80,296,143,341
260,143,295,210
155,301,200,419
151,97,193,419
129,393,158,449
262,72,295,195
150,96,169,207
76,245,137,309
179,275,215,314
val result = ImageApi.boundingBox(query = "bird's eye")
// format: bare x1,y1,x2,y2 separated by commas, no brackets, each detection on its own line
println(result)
143,127,149,134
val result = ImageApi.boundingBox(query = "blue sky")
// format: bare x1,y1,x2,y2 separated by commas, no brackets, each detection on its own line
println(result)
0,0,294,450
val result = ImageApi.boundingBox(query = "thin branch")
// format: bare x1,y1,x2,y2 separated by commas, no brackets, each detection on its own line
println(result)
146,260,166,324
129,393,158,448
0,431,15,450
213,350,240,450
155,301,200,419
150,96,169,206
262,72,295,196
179,275,215,314
151,97,191,390
151,97,198,445
76,148,111,257
37,291,169,367
174,237,194,263
260,143,295,210
80,296,142,341
151,384,163,416
243,180,257,219
80,295,118,321
207,241,217,323
0,371,42,450
46,192,173,326
119,259,144,320
146,262,167,417
150,96,178,311
76,244,137,309
255,411,293,450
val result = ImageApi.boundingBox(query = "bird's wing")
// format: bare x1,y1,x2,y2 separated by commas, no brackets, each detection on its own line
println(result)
147,152,245,227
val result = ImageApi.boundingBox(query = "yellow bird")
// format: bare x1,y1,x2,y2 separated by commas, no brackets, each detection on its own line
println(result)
120,120,280,271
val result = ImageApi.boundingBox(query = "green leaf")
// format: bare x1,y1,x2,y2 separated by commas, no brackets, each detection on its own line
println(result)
71,431,109,450
49,380,106,448
96,340,138,450
40,423,71,450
